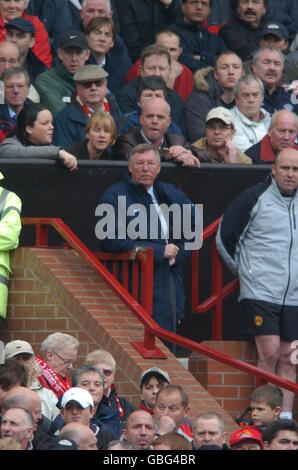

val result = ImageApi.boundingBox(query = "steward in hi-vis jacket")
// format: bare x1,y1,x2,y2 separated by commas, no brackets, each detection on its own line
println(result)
0,172,22,319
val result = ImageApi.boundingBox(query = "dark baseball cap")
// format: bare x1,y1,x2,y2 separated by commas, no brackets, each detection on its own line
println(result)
6,18,35,37
59,31,89,51
260,23,289,41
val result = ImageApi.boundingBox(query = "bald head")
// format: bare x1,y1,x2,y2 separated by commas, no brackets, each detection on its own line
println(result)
60,423,98,450
0,41,19,78
272,148,298,196
2,386,42,428
268,110,298,153
140,97,171,145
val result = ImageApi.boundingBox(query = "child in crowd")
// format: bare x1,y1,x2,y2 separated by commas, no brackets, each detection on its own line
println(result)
249,384,283,431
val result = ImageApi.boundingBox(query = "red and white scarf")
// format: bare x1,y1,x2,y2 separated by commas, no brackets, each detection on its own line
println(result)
76,94,110,118
35,355,71,398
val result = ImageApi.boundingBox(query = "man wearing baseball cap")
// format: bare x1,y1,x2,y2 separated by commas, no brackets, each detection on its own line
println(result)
59,387,116,449
4,339,60,422
230,426,263,450
192,107,252,164
53,64,122,148
35,31,90,118
6,18,46,83
259,23,289,52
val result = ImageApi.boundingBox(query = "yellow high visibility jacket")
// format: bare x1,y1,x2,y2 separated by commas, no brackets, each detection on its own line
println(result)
0,172,22,319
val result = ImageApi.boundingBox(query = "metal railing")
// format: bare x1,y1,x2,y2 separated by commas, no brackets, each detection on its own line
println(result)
192,217,239,340
21,217,298,396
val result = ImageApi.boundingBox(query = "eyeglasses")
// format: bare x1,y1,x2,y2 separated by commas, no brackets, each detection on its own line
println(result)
51,351,76,367
78,80,105,89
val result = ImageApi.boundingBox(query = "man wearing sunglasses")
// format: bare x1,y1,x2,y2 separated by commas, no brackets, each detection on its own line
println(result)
53,64,122,148
85,349,136,436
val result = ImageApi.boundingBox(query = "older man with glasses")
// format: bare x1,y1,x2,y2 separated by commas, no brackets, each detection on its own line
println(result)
53,64,122,148
35,332,80,398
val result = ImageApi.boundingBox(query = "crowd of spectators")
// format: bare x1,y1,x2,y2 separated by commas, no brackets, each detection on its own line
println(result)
0,0,296,165
0,0,297,452
0,334,297,451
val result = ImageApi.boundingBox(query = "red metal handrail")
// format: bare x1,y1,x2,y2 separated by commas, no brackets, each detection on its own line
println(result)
21,218,298,397
93,251,153,317
192,217,239,340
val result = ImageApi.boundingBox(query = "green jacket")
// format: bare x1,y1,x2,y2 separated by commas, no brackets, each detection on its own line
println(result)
35,61,75,118
0,174,22,318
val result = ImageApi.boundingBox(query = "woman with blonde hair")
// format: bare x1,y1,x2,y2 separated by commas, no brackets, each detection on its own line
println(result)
67,112,122,160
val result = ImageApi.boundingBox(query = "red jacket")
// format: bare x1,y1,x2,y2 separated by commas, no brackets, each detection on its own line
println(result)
125,59,193,103
0,12,52,68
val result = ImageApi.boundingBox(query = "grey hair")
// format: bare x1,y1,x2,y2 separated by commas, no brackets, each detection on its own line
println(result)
81,0,111,11
40,332,79,356
252,47,285,68
128,143,161,163
85,349,116,373
234,74,264,97
2,66,30,87
2,407,34,428
72,365,104,387
107,440,135,450
192,412,226,433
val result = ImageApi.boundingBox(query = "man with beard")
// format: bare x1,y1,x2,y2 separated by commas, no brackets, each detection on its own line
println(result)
219,0,268,62
252,47,297,115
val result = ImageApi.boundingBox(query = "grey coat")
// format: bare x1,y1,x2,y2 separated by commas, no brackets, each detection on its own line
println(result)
0,137,60,160
216,176,298,306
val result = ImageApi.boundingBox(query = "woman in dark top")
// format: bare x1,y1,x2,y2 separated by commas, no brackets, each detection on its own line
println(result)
67,113,120,160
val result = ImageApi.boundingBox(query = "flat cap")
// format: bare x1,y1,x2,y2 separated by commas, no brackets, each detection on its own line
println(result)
74,64,108,82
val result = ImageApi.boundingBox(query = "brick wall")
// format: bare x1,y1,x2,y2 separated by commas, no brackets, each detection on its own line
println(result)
0,247,238,436
189,341,298,421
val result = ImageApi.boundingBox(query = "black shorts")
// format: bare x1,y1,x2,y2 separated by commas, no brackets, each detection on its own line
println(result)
240,299,298,342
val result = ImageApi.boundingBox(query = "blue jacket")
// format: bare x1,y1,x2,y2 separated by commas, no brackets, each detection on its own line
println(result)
53,95,123,148
97,171,198,331
169,17,227,72
266,0,298,42
0,99,32,143
88,36,132,95
26,0,73,42
116,77,186,136
262,86,298,116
